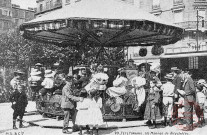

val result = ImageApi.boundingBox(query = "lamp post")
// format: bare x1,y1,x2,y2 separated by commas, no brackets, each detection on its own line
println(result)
196,9,199,51
196,9,205,51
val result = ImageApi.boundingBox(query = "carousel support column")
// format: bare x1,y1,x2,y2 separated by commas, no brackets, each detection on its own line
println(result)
122,101,126,122
102,91,106,121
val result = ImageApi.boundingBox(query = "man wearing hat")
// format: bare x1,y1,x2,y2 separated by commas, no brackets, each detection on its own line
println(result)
61,76,83,134
74,68,91,90
161,73,175,126
125,59,137,69
171,67,183,124
182,70,196,131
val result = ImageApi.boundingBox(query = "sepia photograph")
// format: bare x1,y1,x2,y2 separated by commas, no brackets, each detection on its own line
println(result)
0,0,207,135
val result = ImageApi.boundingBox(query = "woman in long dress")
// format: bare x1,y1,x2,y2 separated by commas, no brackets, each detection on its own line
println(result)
131,71,146,109
107,72,128,97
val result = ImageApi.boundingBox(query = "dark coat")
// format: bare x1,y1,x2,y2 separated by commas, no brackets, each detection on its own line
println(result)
10,90,28,111
183,77,196,102
173,74,182,95
61,82,81,109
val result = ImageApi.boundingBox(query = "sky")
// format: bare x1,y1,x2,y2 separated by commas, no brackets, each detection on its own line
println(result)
11,0,37,9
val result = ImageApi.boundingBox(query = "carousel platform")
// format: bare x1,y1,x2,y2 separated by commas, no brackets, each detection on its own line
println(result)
22,112,147,129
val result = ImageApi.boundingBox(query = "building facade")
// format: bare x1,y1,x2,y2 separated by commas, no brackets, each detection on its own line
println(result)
12,4,35,28
35,0,62,17
0,0,12,33
0,0,35,33
125,0,207,79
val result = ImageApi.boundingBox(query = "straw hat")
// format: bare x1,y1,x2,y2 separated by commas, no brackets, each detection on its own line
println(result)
118,67,124,72
171,67,179,71
14,70,25,75
35,63,42,66
30,69,42,76
164,73,174,80
44,70,53,78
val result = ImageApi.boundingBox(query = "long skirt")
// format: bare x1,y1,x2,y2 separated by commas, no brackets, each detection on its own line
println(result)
135,87,146,107
76,108,103,126
144,99,162,120
107,87,127,97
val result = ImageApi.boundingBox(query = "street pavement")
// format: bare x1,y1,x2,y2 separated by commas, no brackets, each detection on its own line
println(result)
0,101,207,135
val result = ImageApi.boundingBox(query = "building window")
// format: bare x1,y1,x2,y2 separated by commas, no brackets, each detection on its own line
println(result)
9,11,11,16
13,9,19,17
152,0,160,9
46,2,49,10
189,31,196,39
174,10,183,23
189,57,198,69
2,10,8,16
39,4,43,11
0,21,2,29
3,21,9,30
50,0,53,8
66,0,70,4
173,0,183,5
198,10,206,20
75,0,81,2
14,19,19,25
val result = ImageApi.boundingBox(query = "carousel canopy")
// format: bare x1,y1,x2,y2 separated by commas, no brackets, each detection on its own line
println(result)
20,0,184,47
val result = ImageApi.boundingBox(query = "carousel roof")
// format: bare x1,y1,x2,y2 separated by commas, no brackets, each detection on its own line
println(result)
20,0,184,47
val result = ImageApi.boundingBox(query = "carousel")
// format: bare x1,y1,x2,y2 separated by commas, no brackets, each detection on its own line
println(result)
20,0,184,121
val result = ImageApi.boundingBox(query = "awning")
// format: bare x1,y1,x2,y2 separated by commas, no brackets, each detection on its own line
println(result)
20,0,184,47
161,51,207,58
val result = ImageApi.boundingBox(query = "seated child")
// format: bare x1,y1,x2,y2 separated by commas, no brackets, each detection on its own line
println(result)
41,70,55,100
196,81,206,127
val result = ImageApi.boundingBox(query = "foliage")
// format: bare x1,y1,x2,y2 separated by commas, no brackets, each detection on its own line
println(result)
0,28,126,94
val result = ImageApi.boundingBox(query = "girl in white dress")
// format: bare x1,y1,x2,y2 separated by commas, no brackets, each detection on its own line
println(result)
75,91,91,135
76,89,103,135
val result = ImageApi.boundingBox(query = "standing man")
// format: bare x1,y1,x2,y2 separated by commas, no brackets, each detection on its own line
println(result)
61,76,83,134
171,67,182,124
182,71,196,131
10,70,28,129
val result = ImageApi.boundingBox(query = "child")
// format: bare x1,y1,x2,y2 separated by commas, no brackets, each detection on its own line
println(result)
76,90,91,135
41,69,55,100
88,89,103,135
196,80,206,127
28,69,43,101
10,85,28,129
161,73,175,126
144,80,162,129
76,89,103,135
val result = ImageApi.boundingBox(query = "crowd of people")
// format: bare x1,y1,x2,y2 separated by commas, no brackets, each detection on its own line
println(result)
7,61,207,134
